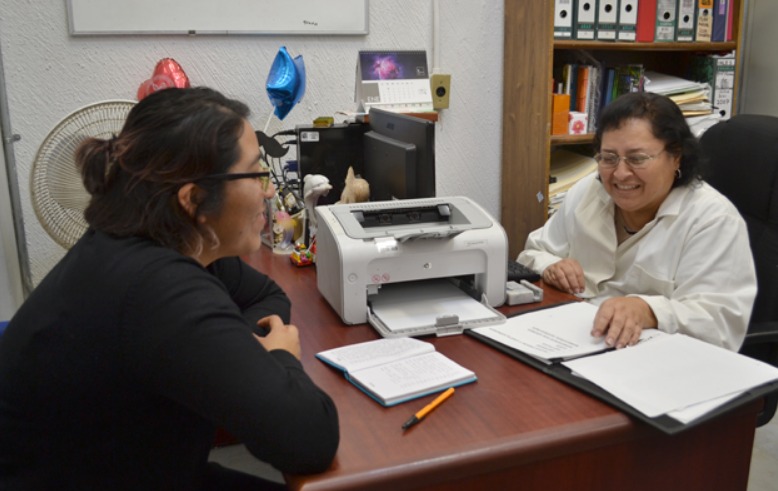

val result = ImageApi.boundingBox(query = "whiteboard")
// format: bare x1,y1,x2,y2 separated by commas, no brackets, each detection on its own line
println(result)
67,0,368,35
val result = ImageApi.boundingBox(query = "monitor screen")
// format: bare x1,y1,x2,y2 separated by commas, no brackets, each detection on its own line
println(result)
363,131,416,201
364,108,435,201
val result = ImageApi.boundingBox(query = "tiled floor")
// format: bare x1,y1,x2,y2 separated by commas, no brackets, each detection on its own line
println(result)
210,413,778,489
749,414,778,491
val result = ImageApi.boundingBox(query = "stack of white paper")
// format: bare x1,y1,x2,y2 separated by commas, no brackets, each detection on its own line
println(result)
564,334,778,423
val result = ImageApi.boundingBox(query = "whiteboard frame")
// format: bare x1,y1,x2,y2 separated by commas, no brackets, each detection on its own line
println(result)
66,0,369,36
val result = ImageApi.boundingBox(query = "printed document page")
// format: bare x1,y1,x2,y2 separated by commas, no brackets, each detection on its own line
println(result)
564,334,778,418
471,302,659,363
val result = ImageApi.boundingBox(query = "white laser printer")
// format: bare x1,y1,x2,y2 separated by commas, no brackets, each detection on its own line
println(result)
315,196,507,338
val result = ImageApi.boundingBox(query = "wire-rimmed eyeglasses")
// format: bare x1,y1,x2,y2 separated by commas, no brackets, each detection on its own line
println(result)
594,150,664,170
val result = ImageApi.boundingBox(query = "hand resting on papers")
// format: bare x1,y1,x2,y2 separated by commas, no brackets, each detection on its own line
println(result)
591,297,658,349
543,259,658,349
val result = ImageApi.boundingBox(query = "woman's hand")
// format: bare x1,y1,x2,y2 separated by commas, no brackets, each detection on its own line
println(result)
254,315,302,360
542,259,585,294
591,297,658,348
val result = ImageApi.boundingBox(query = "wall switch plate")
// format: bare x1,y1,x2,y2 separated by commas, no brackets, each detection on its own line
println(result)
430,74,451,109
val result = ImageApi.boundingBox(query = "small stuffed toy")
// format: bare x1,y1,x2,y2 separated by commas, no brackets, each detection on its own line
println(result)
303,174,332,236
339,166,370,204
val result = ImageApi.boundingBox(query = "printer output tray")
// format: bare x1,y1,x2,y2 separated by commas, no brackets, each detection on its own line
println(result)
367,279,506,338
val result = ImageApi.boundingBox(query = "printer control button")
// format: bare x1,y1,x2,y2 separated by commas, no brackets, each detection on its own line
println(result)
349,273,359,283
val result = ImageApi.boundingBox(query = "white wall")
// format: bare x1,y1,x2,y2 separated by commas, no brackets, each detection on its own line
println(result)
741,0,778,115
0,1,505,286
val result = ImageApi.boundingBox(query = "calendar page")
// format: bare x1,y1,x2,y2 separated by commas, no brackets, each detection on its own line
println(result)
355,50,434,113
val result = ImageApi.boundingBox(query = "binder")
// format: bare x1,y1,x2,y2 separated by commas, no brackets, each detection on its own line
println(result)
467,325,778,436
636,0,657,42
596,0,619,40
554,0,575,39
676,0,696,41
713,53,735,119
695,0,713,42
617,0,639,41
575,0,598,40
711,0,729,42
655,0,677,41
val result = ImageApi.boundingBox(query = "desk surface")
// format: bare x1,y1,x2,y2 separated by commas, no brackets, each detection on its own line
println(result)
244,250,759,491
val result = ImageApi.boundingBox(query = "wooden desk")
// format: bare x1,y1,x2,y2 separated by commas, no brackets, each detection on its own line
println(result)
244,251,759,491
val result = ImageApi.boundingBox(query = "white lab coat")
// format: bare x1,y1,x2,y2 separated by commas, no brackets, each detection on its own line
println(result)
518,173,756,351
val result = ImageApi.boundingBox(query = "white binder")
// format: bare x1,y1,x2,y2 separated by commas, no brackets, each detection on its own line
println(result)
596,0,619,40
676,0,696,41
554,0,575,39
576,0,598,40
655,0,677,41
617,0,638,41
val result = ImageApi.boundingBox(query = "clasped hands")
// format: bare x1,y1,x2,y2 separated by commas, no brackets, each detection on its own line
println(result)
542,258,657,349
253,315,302,360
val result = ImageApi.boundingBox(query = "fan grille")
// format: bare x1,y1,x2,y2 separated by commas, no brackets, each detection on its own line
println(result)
31,100,135,249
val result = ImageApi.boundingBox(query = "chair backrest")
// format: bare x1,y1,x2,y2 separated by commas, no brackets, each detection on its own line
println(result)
700,115,778,325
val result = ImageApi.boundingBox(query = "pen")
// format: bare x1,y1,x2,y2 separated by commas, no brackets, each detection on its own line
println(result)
402,387,455,430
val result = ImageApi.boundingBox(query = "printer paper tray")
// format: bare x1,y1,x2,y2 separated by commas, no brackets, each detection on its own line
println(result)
367,279,506,338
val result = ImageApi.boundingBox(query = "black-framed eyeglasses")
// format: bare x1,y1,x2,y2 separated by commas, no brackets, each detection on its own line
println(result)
197,171,272,191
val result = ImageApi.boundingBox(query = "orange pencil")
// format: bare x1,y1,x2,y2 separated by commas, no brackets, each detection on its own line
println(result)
401,387,455,430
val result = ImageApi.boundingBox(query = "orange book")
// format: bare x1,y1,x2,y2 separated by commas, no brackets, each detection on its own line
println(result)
576,66,590,114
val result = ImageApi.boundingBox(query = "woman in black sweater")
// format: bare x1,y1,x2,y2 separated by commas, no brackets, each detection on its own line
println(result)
0,87,339,490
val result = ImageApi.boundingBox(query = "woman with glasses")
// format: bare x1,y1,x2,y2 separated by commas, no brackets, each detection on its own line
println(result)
518,92,755,352
0,87,338,489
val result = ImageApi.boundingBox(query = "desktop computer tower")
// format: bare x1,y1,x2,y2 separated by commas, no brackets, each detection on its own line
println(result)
296,123,369,205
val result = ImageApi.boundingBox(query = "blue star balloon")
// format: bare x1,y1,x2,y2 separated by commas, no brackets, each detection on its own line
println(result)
266,46,306,120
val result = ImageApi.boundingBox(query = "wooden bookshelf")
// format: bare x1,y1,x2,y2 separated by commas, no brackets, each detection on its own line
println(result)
501,0,745,259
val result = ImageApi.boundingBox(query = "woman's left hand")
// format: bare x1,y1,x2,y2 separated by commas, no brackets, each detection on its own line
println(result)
591,297,657,348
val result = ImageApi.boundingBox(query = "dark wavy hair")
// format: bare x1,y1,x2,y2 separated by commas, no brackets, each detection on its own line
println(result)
593,91,702,187
76,87,250,254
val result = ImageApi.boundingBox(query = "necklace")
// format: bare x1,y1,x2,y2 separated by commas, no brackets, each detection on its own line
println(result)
616,208,639,236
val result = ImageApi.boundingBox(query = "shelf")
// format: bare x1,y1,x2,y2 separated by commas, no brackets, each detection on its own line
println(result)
551,133,595,146
554,41,738,52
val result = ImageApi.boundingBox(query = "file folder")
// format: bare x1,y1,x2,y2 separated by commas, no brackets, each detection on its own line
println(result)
711,0,729,42
636,0,657,42
676,0,696,41
576,0,598,40
554,0,575,39
617,0,639,41
695,0,713,42
655,0,677,41
596,0,619,40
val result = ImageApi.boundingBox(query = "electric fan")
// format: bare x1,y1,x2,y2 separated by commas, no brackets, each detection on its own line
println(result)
30,100,135,249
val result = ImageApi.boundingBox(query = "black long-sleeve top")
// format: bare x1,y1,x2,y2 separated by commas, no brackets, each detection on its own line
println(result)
0,229,339,490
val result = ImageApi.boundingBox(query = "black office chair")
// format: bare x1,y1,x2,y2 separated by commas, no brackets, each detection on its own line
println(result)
700,114,778,427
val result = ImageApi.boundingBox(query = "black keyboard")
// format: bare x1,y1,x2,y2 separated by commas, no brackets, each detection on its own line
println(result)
507,261,541,282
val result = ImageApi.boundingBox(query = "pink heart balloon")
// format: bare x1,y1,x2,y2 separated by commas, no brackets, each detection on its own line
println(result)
153,58,190,89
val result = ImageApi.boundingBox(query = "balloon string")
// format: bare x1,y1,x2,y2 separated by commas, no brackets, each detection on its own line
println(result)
263,112,274,134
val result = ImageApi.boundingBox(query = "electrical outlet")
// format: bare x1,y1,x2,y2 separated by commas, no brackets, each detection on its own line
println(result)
430,74,451,110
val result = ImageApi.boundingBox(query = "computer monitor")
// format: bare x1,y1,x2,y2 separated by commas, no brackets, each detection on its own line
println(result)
363,108,435,201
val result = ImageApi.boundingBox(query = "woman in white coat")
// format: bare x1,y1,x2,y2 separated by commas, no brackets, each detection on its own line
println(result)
519,92,756,352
